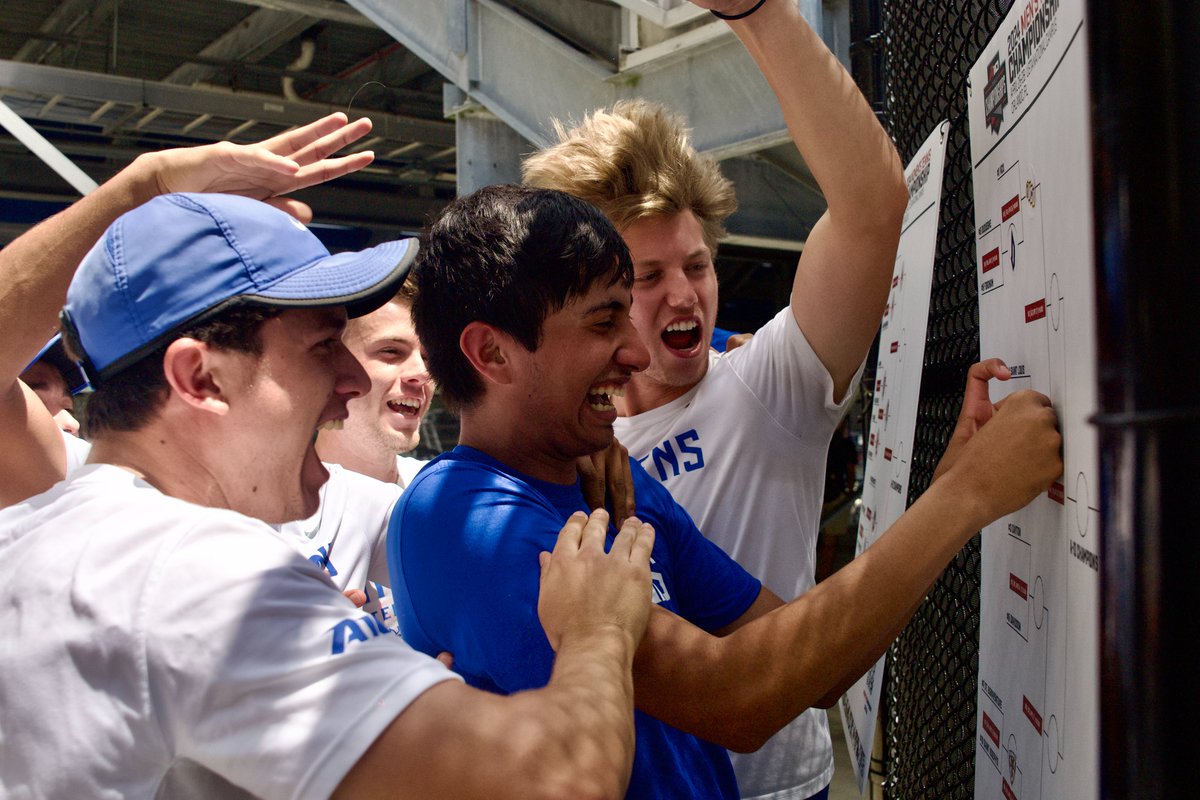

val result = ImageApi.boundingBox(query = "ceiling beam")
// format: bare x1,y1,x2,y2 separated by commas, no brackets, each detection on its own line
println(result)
165,8,315,87
0,59,456,147
222,0,375,28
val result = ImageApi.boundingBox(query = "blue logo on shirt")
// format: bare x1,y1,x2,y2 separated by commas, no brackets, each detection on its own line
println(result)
309,545,339,577
329,614,392,655
637,429,705,483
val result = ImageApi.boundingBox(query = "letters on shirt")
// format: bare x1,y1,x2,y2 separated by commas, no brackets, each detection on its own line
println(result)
636,429,705,483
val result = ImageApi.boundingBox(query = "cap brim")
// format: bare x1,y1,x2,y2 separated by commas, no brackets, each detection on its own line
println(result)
242,237,418,319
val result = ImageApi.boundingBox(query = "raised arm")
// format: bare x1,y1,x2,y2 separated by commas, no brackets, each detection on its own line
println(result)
704,0,909,398
334,510,656,800
0,113,375,505
629,389,1061,752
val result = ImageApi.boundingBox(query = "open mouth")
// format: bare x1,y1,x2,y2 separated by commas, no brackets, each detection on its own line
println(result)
317,418,344,431
661,319,702,353
387,397,422,418
586,381,626,412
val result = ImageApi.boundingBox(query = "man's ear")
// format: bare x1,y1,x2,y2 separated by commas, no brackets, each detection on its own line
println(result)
161,338,232,415
459,321,516,387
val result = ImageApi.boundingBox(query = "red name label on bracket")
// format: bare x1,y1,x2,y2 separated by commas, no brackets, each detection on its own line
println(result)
1002,779,1018,800
1023,695,1043,734
1048,482,1065,504
884,448,893,461
982,712,1000,746
982,248,1001,273
1009,573,1028,599
1025,299,1046,322
1002,196,1021,220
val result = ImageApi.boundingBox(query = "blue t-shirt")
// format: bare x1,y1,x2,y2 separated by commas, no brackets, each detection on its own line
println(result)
388,445,761,800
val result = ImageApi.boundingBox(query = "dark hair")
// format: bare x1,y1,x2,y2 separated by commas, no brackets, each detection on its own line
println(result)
412,184,633,411
80,305,281,436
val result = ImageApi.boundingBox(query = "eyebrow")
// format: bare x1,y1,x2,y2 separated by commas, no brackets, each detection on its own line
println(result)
635,248,710,268
579,298,629,316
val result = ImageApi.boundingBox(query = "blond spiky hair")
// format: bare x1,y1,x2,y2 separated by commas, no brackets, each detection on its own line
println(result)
522,99,737,254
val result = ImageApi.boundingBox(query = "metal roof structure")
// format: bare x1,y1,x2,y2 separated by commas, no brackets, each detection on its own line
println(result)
0,0,842,251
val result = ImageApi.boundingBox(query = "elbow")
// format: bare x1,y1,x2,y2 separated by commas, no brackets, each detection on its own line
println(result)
722,724,775,755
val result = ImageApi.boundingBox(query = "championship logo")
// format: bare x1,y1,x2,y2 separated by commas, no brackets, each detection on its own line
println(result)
983,53,1009,134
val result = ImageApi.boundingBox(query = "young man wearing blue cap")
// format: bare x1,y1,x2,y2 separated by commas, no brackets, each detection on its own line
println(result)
0,114,373,506
393,183,1062,800
0,125,658,798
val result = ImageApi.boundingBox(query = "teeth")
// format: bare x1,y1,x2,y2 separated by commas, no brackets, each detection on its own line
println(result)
665,320,698,333
318,419,344,431
589,383,625,398
588,399,616,412
389,398,421,410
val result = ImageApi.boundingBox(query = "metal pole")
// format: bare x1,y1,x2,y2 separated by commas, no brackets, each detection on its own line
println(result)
1086,1,1200,796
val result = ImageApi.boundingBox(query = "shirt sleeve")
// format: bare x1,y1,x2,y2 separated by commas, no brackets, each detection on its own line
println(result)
143,515,457,800
389,462,561,695
632,465,762,631
725,307,863,440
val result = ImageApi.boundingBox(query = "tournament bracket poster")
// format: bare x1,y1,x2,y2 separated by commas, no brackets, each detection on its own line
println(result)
968,0,1099,797
839,120,948,795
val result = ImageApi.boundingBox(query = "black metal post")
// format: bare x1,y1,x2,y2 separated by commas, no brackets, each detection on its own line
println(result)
1087,1,1200,797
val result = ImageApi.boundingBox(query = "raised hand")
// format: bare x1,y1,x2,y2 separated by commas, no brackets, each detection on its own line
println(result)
942,388,1062,526
131,112,376,222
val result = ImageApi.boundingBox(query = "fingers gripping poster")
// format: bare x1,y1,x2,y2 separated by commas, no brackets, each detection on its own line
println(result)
840,120,948,795
968,0,1099,797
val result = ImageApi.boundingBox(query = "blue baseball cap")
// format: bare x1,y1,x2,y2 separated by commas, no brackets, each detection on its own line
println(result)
60,192,417,383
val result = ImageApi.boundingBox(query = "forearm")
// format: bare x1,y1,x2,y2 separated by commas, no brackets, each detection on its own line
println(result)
337,629,638,800
633,476,987,751
0,382,67,506
0,154,160,382
725,0,906,221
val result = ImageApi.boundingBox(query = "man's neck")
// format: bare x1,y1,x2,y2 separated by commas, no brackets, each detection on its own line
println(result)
87,429,226,510
458,411,578,486
617,372,702,416
315,433,399,484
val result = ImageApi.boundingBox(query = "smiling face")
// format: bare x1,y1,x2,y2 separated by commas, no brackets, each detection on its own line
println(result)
222,308,369,523
504,281,650,481
317,298,433,481
620,210,719,410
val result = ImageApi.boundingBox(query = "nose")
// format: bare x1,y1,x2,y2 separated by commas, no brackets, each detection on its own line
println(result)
55,408,81,436
618,319,651,373
334,341,370,400
403,351,431,386
663,267,698,310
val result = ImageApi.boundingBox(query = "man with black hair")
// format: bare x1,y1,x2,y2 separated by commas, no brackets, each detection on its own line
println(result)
392,183,1062,800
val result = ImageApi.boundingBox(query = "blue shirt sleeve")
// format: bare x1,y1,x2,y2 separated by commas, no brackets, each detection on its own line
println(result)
388,459,562,694
629,464,762,631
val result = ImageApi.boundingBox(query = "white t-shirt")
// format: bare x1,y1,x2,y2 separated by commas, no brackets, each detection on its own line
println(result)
0,464,457,799
281,463,403,630
63,438,419,632
396,454,426,489
62,427,91,473
613,307,860,800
